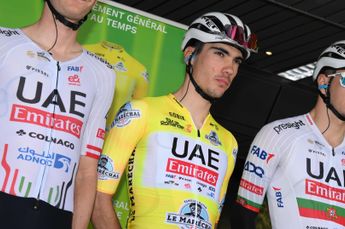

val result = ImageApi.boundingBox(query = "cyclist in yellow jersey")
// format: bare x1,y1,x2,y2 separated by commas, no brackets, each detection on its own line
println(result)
83,41,149,130
91,12,258,229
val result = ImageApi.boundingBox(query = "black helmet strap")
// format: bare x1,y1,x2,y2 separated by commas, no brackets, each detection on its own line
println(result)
319,77,345,121
46,0,88,31
186,54,218,104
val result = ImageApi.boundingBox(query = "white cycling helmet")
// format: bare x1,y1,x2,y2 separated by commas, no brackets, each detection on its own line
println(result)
312,40,345,80
181,12,257,59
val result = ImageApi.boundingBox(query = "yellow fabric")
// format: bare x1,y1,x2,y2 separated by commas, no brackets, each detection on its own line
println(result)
83,41,149,130
97,94,238,228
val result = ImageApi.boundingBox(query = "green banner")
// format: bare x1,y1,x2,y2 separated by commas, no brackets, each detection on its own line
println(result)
0,0,187,228
79,0,186,97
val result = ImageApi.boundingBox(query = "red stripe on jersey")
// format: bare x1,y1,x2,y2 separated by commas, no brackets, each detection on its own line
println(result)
87,144,102,153
10,169,19,195
1,144,10,192
86,152,100,159
236,199,260,213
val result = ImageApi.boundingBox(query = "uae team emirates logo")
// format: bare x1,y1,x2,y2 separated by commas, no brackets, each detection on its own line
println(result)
10,104,83,138
166,158,218,186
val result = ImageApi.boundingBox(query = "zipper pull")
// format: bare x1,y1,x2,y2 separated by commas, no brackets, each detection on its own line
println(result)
33,198,40,210
332,148,335,156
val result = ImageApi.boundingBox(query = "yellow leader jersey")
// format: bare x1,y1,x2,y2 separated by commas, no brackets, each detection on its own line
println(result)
97,94,238,228
83,41,149,130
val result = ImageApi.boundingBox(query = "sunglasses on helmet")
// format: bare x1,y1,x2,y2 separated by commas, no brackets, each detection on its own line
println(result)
327,72,345,87
224,25,258,52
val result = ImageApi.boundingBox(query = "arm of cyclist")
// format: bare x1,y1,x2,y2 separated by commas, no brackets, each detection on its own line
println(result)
235,123,283,229
92,191,121,229
92,100,148,228
73,156,98,229
72,65,115,229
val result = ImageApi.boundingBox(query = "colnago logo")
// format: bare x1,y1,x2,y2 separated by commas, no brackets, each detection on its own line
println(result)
11,105,83,138
166,200,212,229
16,129,75,150
305,226,328,229
273,120,305,134
0,28,20,37
239,178,264,195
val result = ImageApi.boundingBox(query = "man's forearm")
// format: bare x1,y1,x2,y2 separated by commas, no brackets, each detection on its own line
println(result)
72,157,98,229
92,191,121,229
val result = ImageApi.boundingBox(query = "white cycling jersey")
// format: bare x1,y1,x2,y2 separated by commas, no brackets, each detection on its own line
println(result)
0,27,115,212
237,113,345,229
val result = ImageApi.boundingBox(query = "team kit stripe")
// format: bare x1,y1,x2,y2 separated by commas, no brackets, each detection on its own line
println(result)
236,195,261,212
1,144,10,192
297,198,345,226
85,144,102,159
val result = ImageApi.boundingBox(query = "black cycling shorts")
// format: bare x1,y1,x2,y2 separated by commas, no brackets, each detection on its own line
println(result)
0,191,72,229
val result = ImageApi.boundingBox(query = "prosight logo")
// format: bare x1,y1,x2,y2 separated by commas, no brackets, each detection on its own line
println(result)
273,120,305,134
0,28,20,37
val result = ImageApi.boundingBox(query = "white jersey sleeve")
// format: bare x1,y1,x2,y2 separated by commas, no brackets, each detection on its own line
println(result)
237,119,288,211
79,51,115,159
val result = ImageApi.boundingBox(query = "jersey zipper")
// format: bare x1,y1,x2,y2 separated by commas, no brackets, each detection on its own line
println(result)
37,60,61,200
